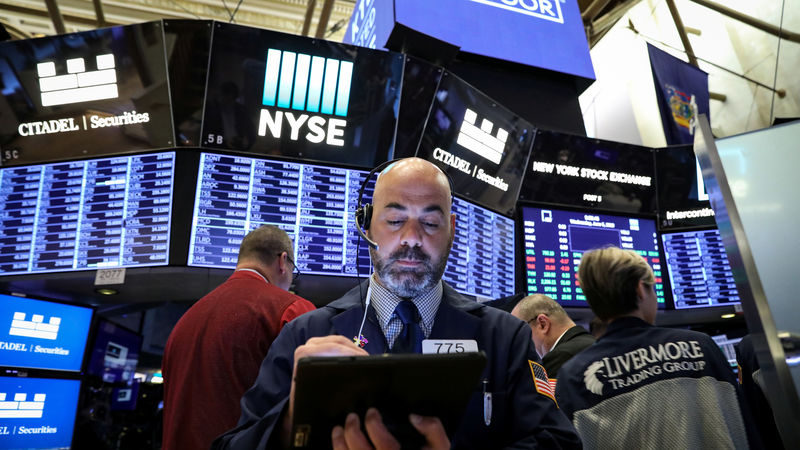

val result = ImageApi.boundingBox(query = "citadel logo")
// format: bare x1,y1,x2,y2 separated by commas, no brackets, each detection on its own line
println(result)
9,312,61,340
0,392,46,419
37,54,118,107
257,48,353,147
457,109,508,165
467,0,564,24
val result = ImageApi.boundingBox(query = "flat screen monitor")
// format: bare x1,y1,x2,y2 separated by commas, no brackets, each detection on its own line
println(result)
711,334,743,368
447,199,515,300
0,151,175,274
110,380,140,411
0,21,173,166
417,71,534,217
520,205,664,308
189,152,515,298
0,376,81,449
344,0,594,81
0,294,92,372
201,22,403,167
661,228,741,309
86,319,142,383
655,144,716,229
520,130,657,214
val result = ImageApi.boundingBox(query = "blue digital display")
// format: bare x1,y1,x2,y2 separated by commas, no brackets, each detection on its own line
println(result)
0,376,81,449
189,153,516,299
344,0,594,80
0,294,92,372
0,152,176,274
520,206,664,308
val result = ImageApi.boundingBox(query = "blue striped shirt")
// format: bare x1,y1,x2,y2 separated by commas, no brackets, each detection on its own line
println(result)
368,275,442,350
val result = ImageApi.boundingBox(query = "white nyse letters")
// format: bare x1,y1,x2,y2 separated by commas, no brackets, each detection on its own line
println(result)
257,110,346,146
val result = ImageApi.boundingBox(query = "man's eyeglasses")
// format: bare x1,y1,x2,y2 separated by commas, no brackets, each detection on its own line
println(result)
284,253,301,283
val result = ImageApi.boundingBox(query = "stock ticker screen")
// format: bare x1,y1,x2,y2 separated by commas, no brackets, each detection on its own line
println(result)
521,205,664,308
188,153,515,299
662,229,741,309
0,152,174,274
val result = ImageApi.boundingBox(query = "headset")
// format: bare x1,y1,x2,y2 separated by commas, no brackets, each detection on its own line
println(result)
351,158,454,347
354,159,455,250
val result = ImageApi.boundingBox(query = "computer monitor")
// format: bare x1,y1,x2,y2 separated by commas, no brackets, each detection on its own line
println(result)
0,376,81,449
0,151,176,274
655,144,716,230
0,293,92,372
519,205,664,308
661,228,741,309
86,319,143,383
202,22,403,167
711,334,743,368
189,152,516,298
0,21,173,166
519,130,657,215
417,71,534,217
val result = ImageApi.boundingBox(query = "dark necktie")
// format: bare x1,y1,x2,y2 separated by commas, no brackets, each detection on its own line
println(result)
392,301,423,353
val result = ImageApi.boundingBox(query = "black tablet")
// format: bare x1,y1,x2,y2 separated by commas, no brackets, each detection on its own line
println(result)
291,352,487,449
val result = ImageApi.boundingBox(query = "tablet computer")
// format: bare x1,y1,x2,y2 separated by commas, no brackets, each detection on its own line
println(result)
291,352,487,449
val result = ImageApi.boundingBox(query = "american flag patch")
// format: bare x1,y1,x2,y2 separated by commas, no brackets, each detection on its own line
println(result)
529,360,557,404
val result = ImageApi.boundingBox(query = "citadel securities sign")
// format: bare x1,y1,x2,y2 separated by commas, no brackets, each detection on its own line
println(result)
0,377,81,449
0,294,92,372
0,21,174,166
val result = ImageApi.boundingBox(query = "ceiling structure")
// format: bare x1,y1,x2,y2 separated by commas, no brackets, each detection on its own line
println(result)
0,0,357,41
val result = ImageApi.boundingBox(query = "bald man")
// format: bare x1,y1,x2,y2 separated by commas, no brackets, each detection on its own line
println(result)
512,294,595,379
213,158,580,449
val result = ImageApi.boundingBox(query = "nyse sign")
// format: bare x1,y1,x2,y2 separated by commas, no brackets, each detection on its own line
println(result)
257,49,353,147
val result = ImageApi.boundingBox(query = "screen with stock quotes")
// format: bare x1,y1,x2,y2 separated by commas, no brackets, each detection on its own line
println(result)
521,205,664,308
0,152,175,274
662,229,741,309
188,153,515,299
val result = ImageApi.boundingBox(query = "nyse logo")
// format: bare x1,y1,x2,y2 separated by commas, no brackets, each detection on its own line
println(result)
258,48,353,147
467,0,564,24
9,312,61,340
456,109,508,165
0,392,46,419
37,54,118,107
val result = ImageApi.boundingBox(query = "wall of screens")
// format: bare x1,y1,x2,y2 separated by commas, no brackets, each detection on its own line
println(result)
188,152,515,299
520,205,664,308
0,152,175,274
662,228,740,309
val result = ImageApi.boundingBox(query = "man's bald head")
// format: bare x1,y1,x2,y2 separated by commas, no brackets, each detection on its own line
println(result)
373,158,452,216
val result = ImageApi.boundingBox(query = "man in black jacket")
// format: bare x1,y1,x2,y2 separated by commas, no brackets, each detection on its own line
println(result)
512,294,595,378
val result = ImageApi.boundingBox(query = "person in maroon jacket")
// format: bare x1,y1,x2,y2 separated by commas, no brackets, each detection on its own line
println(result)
162,225,315,450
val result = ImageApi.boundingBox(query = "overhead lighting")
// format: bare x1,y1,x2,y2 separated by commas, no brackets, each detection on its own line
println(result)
95,288,118,295
721,313,736,319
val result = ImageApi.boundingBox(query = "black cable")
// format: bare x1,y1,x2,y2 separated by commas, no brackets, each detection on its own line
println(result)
230,0,245,23
769,0,786,125
221,0,234,21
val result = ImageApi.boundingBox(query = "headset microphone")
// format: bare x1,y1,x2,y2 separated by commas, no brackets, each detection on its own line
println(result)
351,159,455,347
